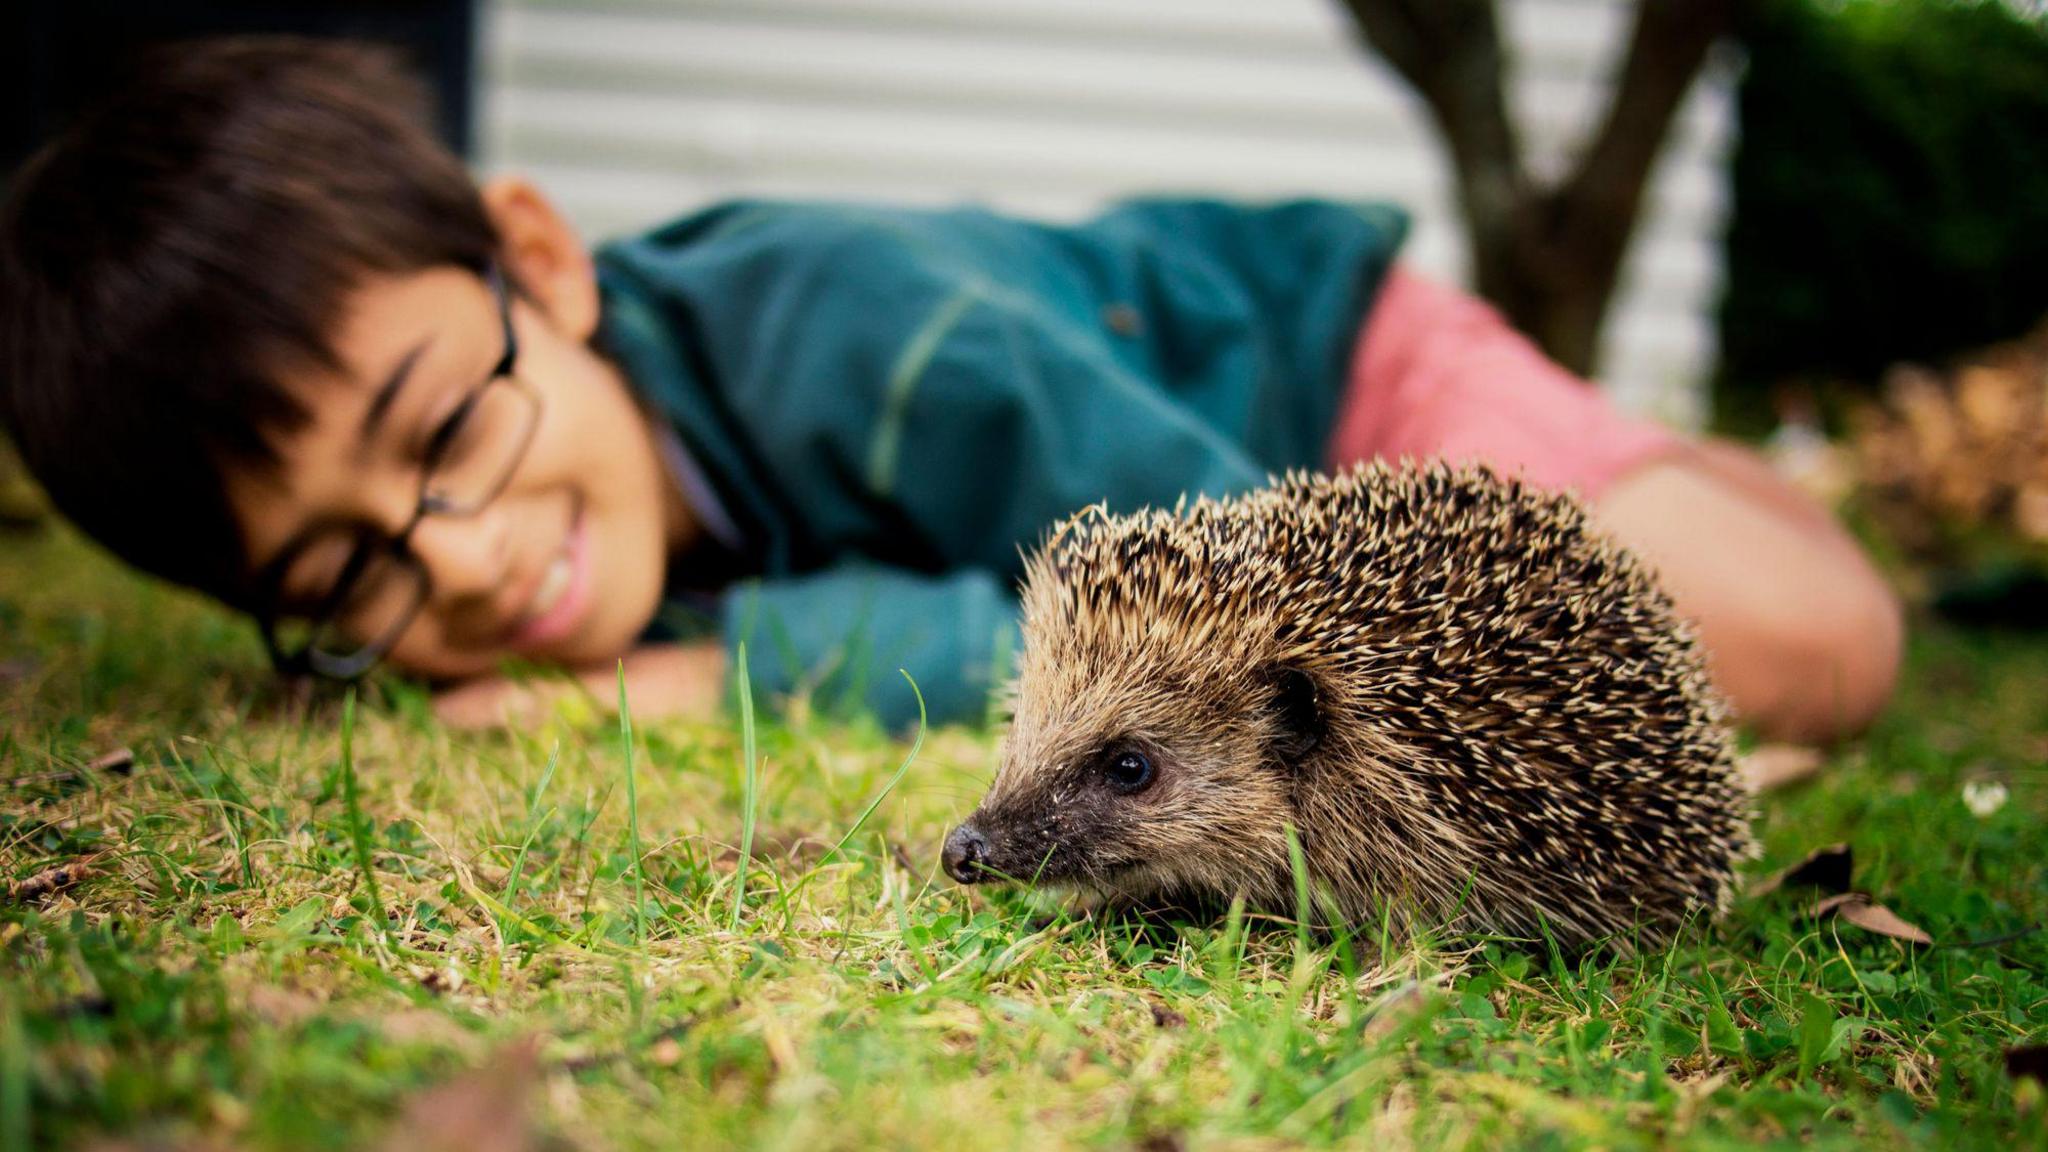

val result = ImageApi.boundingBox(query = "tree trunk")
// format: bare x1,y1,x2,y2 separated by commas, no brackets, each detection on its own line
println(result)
1336,0,1736,378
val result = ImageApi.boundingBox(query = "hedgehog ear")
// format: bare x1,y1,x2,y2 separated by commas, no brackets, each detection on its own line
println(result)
1261,666,1323,765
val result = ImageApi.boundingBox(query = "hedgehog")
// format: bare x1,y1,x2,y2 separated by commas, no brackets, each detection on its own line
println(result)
942,462,1754,950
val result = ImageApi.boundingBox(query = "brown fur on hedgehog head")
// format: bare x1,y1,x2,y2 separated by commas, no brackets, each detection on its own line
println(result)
944,463,1753,949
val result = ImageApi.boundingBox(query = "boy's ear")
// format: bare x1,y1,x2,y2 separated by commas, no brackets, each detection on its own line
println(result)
479,176,599,341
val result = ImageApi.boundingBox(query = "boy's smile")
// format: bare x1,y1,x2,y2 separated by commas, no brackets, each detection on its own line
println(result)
228,185,694,683
508,492,593,650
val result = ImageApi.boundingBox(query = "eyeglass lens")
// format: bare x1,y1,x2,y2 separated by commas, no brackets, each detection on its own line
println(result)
275,374,539,671
422,375,541,514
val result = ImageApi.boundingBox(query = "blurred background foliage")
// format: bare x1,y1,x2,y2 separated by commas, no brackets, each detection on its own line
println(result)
1720,0,2048,613
1717,0,2048,429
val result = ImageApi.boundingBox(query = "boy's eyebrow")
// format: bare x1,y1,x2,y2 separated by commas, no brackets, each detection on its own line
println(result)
359,337,434,445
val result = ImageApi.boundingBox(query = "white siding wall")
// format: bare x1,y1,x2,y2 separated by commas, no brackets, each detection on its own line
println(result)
481,0,1736,427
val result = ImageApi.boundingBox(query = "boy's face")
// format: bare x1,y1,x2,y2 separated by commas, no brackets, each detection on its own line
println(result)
228,221,691,683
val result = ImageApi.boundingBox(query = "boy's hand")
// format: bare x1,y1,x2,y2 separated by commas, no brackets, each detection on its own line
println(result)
432,641,727,730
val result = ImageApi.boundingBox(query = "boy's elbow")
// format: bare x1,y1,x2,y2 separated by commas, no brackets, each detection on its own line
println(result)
1748,562,1904,744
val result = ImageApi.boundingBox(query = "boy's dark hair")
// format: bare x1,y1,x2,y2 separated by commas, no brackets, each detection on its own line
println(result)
0,37,498,609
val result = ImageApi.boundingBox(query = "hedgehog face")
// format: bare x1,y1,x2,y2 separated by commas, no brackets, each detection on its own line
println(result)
943,652,1323,908
943,501,1335,906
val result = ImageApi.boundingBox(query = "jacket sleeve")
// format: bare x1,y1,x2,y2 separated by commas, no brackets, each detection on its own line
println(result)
719,562,1019,731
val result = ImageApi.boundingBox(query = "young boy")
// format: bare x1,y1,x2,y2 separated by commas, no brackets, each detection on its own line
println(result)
0,38,1900,742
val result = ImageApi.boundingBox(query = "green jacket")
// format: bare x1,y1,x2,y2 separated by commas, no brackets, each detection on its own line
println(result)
594,198,1408,729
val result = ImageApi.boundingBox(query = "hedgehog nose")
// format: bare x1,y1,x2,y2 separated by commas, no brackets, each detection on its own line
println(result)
942,824,991,885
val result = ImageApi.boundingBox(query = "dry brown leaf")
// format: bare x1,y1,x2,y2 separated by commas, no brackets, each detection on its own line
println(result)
1849,334,2048,564
379,1037,542,1152
8,857,96,904
1739,745,1824,793
1808,893,1859,916
1956,364,2028,441
1810,892,1934,945
1887,363,1960,468
87,747,136,776
1844,904,1935,948
1749,843,1853,897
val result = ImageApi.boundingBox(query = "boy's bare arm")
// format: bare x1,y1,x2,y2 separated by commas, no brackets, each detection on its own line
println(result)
432,640,727,730
1589,439,1903,745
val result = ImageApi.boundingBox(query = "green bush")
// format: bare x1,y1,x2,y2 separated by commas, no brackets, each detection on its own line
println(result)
1717,0,2048,428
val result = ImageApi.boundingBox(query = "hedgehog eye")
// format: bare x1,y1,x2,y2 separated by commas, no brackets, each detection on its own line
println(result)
1103,749,1156,794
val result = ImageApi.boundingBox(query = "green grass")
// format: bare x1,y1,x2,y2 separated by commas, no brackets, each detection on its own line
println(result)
2,523,2045,1151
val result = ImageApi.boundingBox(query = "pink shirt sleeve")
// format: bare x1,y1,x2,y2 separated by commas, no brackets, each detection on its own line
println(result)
1327,266,1682,498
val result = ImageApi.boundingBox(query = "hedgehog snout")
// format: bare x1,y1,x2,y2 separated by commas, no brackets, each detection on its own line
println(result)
942,824,992,885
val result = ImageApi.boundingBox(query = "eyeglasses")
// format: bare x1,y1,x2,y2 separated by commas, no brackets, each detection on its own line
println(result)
258,265,542,681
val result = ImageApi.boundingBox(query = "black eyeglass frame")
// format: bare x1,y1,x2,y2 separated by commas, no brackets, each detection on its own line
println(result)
257,264,541,681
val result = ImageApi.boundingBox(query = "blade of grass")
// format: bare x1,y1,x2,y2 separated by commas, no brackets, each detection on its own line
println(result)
777,671,928,927
617,664,646,945
1284,821,1313,956
730,642,759,932
891,858,937,986
165,743,252,890
501,740,562,931
339,689,385,938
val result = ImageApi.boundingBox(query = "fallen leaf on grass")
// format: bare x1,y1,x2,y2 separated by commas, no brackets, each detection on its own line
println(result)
380,1037,542,1152
1811,893,1934,945
1752,845,1934,945
8,857,96,904
87,747,136,775
1750,843,1853,897
6,746,136,793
